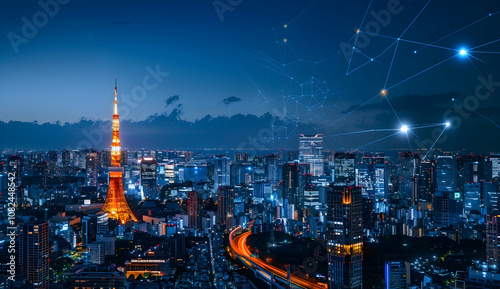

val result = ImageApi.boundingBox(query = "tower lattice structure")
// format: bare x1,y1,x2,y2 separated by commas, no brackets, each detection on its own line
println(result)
101,78,138,223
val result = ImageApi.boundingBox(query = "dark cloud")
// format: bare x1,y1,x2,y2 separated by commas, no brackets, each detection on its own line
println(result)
165,95,180,108
223,96,242,106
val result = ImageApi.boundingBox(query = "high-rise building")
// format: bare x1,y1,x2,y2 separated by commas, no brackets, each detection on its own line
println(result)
385,261,410,289
101,78,138,224
187,191,201,228
334,153,356,186
437,156,457,192
85,152,98,187
327,186,363,289
140,157,158,199
484,182,500,214
491,154,500,180
33,161,47,189
419,160,436,202
399,152,420,201
19,221,49,289
486,214,500,269
217,186,234,228
61,149,71,175
299,134,324,176
281,163,310,219
464,182,481,216
207,156,230,192
374,163,389,214
434,191,462,228
48,150,57,176
356,163,374,199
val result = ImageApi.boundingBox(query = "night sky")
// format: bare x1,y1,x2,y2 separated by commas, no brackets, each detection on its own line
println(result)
1,0,500,150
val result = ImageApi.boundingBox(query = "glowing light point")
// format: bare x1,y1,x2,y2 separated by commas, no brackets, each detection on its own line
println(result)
284,24,287,28
459,49,468,56
283,38,287,43
452,98,455,101
356,29,360,34
371,58,374,61
414,50,417,54
445,122,450,127
381,89,387,96
400,125,409,133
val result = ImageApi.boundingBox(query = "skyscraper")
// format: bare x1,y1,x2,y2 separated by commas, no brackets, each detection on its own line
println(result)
85,152,98,187
48,150,57,176
464,182,481,216
486,214,500,269
334,153,356,186
33,161,48,189
327,186,363,289
61,149,71,175
187,191,201,228
299,134,324,176
19,221,49,289
217,186,234,228
101,78,138,224
207,156,230,193
140,157,158,199
437,156,457,192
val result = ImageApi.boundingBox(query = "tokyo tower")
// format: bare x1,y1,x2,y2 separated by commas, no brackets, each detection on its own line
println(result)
101,78,138,223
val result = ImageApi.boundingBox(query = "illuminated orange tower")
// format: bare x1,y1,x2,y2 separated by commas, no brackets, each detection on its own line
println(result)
101,78,138,223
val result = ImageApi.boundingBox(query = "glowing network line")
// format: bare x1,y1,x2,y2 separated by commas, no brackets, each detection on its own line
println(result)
452,98,500,129
416,11,500,53
243,2,500,153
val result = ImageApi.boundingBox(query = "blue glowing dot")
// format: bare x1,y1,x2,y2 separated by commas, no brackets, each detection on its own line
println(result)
459,49,468,56
371,58,374,61
452,98,455,101
414,50,417,54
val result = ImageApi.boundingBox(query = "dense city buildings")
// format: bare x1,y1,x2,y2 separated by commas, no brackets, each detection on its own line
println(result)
4,138,500,288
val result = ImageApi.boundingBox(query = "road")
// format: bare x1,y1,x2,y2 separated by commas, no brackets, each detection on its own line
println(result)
229,226,327,289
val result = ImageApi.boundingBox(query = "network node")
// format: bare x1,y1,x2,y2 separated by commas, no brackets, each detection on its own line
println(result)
284,38,287,43
414,50,417,54
459,49,468,56
381,89,387,96
452,98,455,101
371,58,374,61
356,29,360,34
445,122,450,127
284,24,287,28
400,125,409,133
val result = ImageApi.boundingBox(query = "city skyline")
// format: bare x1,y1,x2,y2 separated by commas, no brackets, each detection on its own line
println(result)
3,2,500,288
